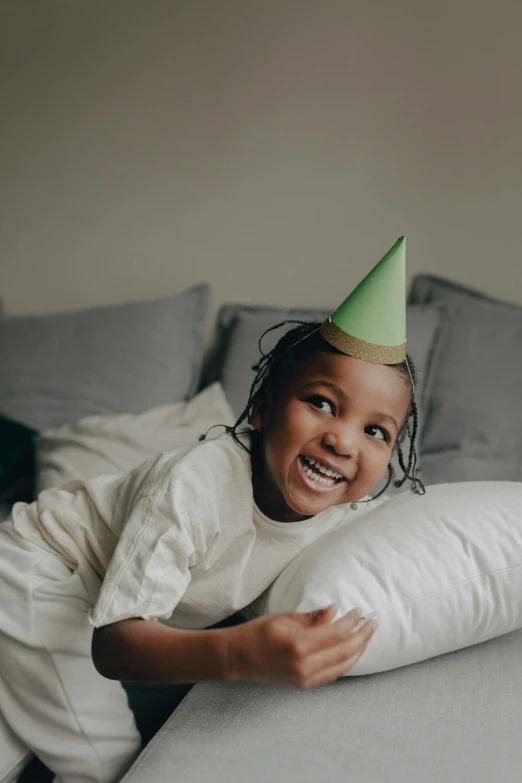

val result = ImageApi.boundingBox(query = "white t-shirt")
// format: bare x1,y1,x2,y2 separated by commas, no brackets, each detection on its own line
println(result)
11,432,386,630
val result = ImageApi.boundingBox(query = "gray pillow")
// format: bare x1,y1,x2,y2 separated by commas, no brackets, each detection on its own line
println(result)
212,305,330,417
419,452,522,486
210,302,445,498
0,285,210,431
408,274,522,482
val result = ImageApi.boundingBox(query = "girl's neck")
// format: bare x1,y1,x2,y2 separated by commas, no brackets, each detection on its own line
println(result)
250,433,312,523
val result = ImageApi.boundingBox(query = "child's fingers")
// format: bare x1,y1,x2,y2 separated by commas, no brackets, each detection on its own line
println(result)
298,607,368,654
300,645,368,689
308,603,338,625
295,620,377,688
303,618,377,675
321,617,376,661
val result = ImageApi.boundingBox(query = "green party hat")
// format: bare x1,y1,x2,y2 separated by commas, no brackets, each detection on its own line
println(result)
320,236,406,364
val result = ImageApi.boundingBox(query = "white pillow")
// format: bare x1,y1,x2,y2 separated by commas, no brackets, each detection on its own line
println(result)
36,382,235,491
246,482,522,675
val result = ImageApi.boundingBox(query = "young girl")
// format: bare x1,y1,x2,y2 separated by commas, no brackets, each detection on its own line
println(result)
0,238,424,783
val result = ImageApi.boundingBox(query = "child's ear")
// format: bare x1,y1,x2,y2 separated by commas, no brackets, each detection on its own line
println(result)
249,397,265,432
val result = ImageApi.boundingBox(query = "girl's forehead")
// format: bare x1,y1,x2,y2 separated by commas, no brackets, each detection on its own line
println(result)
289,351,410,406
292,350,391,380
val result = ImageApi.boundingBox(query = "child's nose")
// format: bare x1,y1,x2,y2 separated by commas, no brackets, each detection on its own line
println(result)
322,427,360,458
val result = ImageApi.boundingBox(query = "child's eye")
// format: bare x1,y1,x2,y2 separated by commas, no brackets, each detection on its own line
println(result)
308,395,335,415
365,425,390,443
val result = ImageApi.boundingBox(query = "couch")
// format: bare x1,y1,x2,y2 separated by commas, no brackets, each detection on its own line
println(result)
1,273,521,782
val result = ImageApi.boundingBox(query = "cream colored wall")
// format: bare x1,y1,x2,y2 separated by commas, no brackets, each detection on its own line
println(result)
1,0,521,341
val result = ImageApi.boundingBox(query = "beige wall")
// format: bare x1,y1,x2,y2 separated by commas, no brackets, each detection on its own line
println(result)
1,0,521,339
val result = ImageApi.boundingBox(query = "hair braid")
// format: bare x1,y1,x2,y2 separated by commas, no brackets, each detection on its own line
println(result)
227,320,319,454
393,400,424,494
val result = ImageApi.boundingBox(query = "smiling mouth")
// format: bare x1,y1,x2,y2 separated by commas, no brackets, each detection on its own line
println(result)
297,455,348,491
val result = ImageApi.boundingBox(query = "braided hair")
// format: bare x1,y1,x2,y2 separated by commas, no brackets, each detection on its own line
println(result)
205,320,425,501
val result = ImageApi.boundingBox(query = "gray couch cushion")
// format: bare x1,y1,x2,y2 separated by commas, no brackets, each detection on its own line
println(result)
409,274,522,483
0,285,210,431
419,452,522,485
211,304,330,418
122,628,522,783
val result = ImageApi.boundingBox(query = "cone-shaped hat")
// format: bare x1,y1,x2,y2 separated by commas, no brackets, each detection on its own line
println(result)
319,236,406,364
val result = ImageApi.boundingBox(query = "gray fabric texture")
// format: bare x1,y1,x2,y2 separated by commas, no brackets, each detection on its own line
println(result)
0,285,210,431
210,304,331,417
409,275,522,482
209,302,445,497
122,628,522,783
420,452,522,486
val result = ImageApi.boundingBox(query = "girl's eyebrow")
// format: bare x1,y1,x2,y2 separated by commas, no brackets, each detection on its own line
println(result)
302,380,399,435
373,411,399,436
303,380,345,397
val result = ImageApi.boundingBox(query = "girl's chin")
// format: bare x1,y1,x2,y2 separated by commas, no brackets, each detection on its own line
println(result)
275,484,366,521
283,488,352,519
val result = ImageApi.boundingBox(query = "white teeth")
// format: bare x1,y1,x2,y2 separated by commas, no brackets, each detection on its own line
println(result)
302,459,339,488
303,455,343,481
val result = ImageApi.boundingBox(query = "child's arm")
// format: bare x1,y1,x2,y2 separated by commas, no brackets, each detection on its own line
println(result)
92,605,377,689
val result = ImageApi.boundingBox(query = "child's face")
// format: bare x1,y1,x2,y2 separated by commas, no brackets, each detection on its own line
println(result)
251,351,411,522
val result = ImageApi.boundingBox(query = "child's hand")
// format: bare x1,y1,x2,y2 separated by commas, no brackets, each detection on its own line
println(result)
226,605,377,690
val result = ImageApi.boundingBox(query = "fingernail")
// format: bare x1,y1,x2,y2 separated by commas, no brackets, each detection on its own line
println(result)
354,607,363,619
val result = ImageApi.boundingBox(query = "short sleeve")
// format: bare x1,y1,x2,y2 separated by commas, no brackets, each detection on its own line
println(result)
89,485,197,627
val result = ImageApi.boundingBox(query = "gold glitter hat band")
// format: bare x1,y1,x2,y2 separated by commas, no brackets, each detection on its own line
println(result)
320,318,406,364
